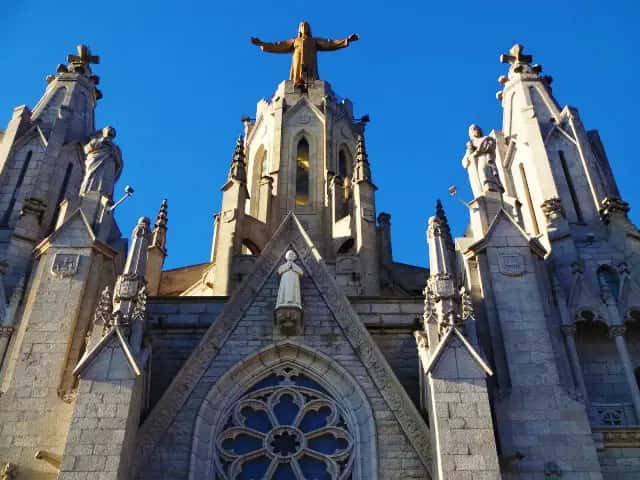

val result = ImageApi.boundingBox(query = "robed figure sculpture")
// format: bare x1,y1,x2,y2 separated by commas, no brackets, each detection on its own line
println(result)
80,126,123,198
251,21,359,86
274,250,304,335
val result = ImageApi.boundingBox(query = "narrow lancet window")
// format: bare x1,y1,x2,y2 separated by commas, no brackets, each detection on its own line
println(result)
2,150,33,225
295,138,310,206
559,150,584,223
338,148,351,178
519,163,540,236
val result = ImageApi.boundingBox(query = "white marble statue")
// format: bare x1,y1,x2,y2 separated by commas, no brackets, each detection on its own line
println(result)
80,126,122,197
276,250,303,310
462,124,502,196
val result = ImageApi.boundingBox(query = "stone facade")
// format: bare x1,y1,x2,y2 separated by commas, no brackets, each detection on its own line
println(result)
0,38,638,480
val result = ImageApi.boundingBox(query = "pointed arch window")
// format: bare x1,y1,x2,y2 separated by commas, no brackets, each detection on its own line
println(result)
337,148,352,179
295,138,310,206
597,266,620,299
216,364,354,479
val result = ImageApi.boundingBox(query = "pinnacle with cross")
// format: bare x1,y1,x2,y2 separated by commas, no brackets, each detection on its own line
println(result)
50,44,103,98
67,45,100,67
500,44,532,66
498,43,542,82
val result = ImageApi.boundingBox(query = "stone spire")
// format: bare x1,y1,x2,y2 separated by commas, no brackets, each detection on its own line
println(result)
151,199,168,251
352,134,372,184
428,199,455,274
228,136,247,183
147,199,169,296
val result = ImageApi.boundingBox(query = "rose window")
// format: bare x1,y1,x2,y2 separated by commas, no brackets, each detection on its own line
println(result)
215,365,354,479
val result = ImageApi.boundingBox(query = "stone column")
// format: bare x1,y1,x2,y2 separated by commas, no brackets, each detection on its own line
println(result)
561,325,591,411
609,325,640,422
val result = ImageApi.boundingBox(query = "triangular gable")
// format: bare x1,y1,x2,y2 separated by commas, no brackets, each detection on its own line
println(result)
133,212,433,475
73,326,142,378
423,327,493,377
284,96,324,124
467,209,546,258
35,208,96,251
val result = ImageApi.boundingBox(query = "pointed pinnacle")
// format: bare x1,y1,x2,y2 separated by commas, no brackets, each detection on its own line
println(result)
353,134,372,183
155,199,168,229
229,135,247,183
436,199,446,221
355,134,368,163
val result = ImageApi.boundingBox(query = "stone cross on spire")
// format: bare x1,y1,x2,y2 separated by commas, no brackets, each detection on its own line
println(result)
500,44,532,67
67,44,100,69
52,44,102,98
499,43,541,76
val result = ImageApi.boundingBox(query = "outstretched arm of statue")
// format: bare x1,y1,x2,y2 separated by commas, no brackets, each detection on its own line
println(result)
316,33,359,51
251,37,295,53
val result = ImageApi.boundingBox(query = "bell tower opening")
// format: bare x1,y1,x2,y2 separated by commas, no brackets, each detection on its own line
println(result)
295,138,310,206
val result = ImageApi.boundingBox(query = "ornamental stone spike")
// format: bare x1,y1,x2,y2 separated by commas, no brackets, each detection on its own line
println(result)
123,217,152,278
228,135,248,183
151,198,168,251
113,217,151,322
427,200,454,277
353,134,372,183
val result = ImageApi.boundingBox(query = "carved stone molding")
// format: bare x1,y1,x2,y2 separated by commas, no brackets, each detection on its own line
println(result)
593,427,640,448
0,326,13,338
541,197,565,222
19,197,46,223
0,462,16,480
600,196,630,223
414,331,428,350
608,325,627,339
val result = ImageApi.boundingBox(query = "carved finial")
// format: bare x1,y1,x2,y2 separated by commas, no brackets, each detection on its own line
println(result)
151,199,168,251
499,43,542,79
461,286,474,320
353,134,372,183
428,199,452,243
228,136,247,183
94,286,114,336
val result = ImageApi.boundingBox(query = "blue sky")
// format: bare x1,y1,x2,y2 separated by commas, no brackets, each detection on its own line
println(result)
1,0,638,269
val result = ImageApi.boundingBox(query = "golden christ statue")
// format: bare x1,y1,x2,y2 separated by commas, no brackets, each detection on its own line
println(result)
251,21,359,86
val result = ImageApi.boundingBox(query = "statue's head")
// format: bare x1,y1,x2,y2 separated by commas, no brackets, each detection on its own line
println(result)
298,21,312,38
285,250,297,262
102,126,116,139
468,124,483,139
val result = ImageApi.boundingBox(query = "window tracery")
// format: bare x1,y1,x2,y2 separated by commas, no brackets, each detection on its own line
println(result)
215,364,354,480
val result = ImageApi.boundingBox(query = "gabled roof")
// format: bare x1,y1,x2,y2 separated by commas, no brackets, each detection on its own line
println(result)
133,212,433,475
423,327,493,377
73,325,142,378
466,208,547,258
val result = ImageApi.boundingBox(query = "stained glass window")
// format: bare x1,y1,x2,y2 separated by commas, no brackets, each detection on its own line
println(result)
215,365,353,479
